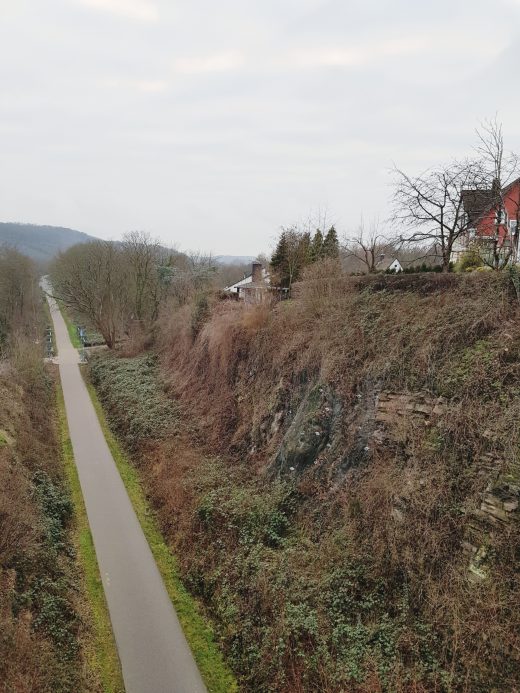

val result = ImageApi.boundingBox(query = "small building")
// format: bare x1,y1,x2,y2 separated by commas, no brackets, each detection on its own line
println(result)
225,262,288,303
225,262,269,298
376,255,403,273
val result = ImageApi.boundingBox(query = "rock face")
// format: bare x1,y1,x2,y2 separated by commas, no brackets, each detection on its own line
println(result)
464,473,520,581
371,394,519,581
272,384,341,475
373,391,448,437
270,383,518,582
272,387,449,477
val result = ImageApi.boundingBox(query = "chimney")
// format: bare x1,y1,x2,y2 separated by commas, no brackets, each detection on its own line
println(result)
251,261,263,284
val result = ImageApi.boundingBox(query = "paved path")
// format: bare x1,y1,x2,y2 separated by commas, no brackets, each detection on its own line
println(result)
44,284,206,693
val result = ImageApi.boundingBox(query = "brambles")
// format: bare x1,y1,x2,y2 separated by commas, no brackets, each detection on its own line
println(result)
89,353,180,449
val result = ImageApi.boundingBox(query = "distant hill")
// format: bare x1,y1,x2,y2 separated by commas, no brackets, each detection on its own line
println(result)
216,255,256,266
0,223,98,264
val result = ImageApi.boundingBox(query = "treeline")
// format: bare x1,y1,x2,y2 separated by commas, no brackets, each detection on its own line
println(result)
271,226,339,288
50,232,218,348
0,246,38,350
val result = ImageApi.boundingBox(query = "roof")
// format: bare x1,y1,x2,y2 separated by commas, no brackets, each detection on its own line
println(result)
462,177,520,226
461,189,494,224
376,256,402,271
225,268,270,292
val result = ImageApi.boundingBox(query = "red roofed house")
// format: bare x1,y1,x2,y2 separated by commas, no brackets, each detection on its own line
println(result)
456,177,520,265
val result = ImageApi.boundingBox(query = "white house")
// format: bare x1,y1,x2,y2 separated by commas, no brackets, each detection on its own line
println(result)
225,262,270,299
376,255,403,273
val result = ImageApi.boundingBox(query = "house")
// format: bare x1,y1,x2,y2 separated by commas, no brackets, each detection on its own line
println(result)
457,177,520,262
225,261,269,296
376,255,403,273
225,262,289,303
225,262,270,302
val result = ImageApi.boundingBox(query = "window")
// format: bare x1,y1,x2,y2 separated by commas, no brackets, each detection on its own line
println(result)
509,219,518,232
496,209,508,225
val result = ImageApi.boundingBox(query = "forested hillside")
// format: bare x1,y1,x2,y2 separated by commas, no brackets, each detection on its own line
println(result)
0,223,97,264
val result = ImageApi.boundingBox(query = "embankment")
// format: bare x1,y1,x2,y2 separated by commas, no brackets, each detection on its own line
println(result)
0,349,108,692
89,267,520,692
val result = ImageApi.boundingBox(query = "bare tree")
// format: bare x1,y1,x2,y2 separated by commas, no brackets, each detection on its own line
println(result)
161,251,218,306
392,158,487,272
50,241,129,348
343,220,392,273
0,247,38,349
122,231,170,325
475,118,520,269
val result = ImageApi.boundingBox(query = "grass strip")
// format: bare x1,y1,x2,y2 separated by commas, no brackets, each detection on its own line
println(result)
57,300,83,348
57,383,124,693
42,291,58,356
84,377,238,693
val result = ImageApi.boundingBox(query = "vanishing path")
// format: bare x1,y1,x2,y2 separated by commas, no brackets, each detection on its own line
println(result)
44,283,206,693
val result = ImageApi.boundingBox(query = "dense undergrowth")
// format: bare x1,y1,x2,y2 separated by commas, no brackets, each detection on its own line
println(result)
89,265,520,692
1,250,106,692
0,349,101,692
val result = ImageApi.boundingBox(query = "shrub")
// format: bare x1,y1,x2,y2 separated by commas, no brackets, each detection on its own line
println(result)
455,245,484,272
191,293,211,339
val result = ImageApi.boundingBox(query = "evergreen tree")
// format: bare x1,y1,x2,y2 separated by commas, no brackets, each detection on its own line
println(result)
270,228,313,289
310,229,324,262
271,231,288,273
300,232,312,265
323,226,339,258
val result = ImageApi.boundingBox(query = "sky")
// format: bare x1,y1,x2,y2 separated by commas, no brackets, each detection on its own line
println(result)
1,0,520,255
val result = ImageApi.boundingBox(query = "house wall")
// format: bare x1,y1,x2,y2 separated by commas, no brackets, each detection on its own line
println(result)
475,181,520,244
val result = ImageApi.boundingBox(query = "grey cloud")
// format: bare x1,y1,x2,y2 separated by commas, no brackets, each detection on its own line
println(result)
0,0,519,254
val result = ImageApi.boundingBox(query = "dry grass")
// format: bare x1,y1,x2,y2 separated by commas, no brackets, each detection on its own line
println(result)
96,267,520,691
0,350,102,692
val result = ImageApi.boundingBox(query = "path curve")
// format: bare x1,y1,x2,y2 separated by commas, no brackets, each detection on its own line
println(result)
44,282,206,693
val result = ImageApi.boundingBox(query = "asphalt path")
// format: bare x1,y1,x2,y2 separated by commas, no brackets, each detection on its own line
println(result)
45,284,206,693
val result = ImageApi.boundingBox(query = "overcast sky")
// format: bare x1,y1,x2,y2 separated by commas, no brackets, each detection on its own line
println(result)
1,0,520,255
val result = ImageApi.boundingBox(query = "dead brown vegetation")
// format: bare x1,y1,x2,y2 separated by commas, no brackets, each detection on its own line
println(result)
94,266,519,691
0,350,102,693
0,250,99,692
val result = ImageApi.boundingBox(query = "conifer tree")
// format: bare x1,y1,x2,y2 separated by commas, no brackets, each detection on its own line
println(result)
270,229,313,289
271,231,288,273
310,229,324,261
323,226,339,258
301,232,312,265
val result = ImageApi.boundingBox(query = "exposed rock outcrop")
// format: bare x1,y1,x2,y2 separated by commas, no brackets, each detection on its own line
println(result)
272,384,341,475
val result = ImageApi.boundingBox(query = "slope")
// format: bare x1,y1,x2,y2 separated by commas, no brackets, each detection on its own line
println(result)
0,223,97,263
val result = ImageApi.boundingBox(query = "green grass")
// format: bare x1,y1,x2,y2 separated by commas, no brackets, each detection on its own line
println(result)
56,384,124,693
84,377,238,693
57,300,83,348
42,291,58,356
